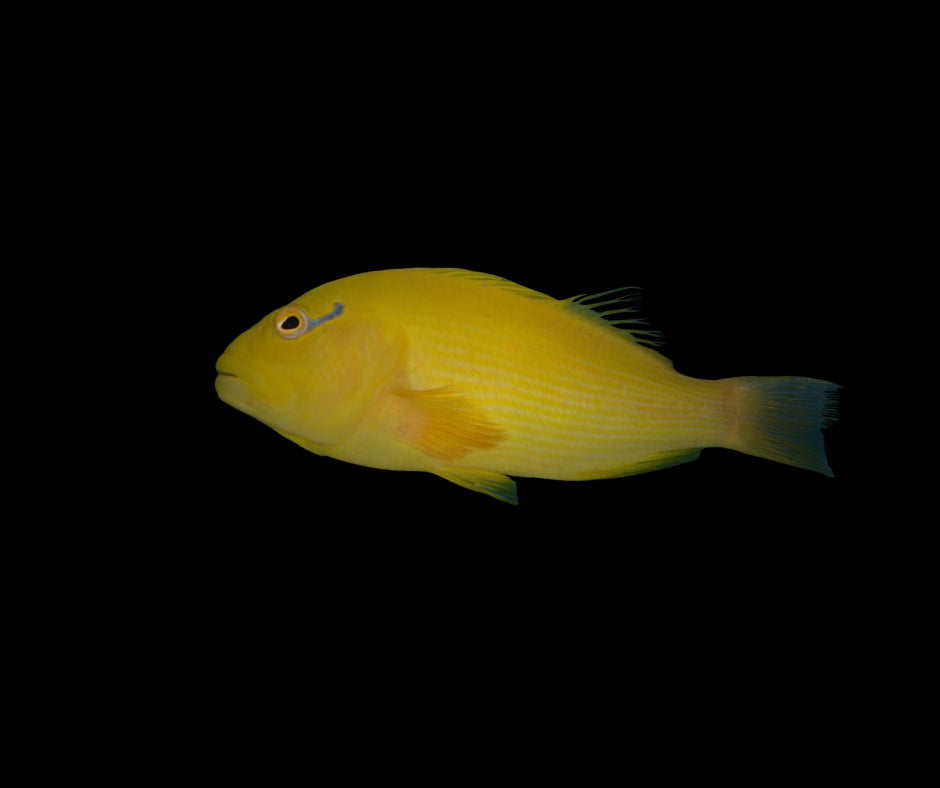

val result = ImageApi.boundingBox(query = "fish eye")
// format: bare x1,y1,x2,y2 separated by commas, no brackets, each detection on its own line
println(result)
275,308,309,339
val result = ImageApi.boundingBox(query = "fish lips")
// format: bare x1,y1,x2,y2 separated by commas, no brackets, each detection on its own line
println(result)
215,356,268,418
215,366,249,411
215,354,306,436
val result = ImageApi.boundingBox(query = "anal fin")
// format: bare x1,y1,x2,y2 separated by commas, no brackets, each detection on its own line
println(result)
581,448,702,480
433,467,518,505
619,448,701,476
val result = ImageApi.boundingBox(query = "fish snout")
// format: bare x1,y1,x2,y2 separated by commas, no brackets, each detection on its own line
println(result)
215,352,252,407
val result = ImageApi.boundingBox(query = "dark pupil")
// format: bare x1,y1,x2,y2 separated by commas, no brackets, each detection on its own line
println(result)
281,315,301,331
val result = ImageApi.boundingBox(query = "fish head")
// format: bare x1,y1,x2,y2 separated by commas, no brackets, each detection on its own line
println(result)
215,291,404,447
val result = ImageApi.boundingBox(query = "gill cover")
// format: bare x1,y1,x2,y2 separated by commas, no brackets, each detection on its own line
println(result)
272,300,404,446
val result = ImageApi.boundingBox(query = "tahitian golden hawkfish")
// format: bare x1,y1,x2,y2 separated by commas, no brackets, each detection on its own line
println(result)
215,268,839,504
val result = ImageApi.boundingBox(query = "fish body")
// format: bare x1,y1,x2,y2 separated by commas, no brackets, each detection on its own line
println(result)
216,268,839,503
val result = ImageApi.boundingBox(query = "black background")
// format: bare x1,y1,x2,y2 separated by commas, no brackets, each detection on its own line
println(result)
172,48,861,620
114,16,878,760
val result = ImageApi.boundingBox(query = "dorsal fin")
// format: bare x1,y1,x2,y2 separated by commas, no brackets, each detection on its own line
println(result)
425,268,557,303
565,287,664,348
428,269,664,349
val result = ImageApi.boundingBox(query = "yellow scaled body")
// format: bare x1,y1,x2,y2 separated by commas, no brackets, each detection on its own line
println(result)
216,268,839,503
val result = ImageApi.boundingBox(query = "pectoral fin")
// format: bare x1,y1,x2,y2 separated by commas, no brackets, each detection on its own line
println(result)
394,386,506,461
433,467,518,505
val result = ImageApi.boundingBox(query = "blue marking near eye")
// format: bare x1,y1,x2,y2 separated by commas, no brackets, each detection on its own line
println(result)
309,302,344,330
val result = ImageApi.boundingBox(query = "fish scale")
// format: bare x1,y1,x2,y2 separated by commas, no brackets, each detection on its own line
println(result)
391,295,727,478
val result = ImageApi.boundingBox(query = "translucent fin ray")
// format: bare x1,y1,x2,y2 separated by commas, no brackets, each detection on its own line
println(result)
433,467,519,504
566,287,664,348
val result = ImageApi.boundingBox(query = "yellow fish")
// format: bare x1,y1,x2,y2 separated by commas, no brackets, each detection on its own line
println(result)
215,268,839,504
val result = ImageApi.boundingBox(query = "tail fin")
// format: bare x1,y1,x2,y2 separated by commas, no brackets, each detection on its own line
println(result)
732,376,840,477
